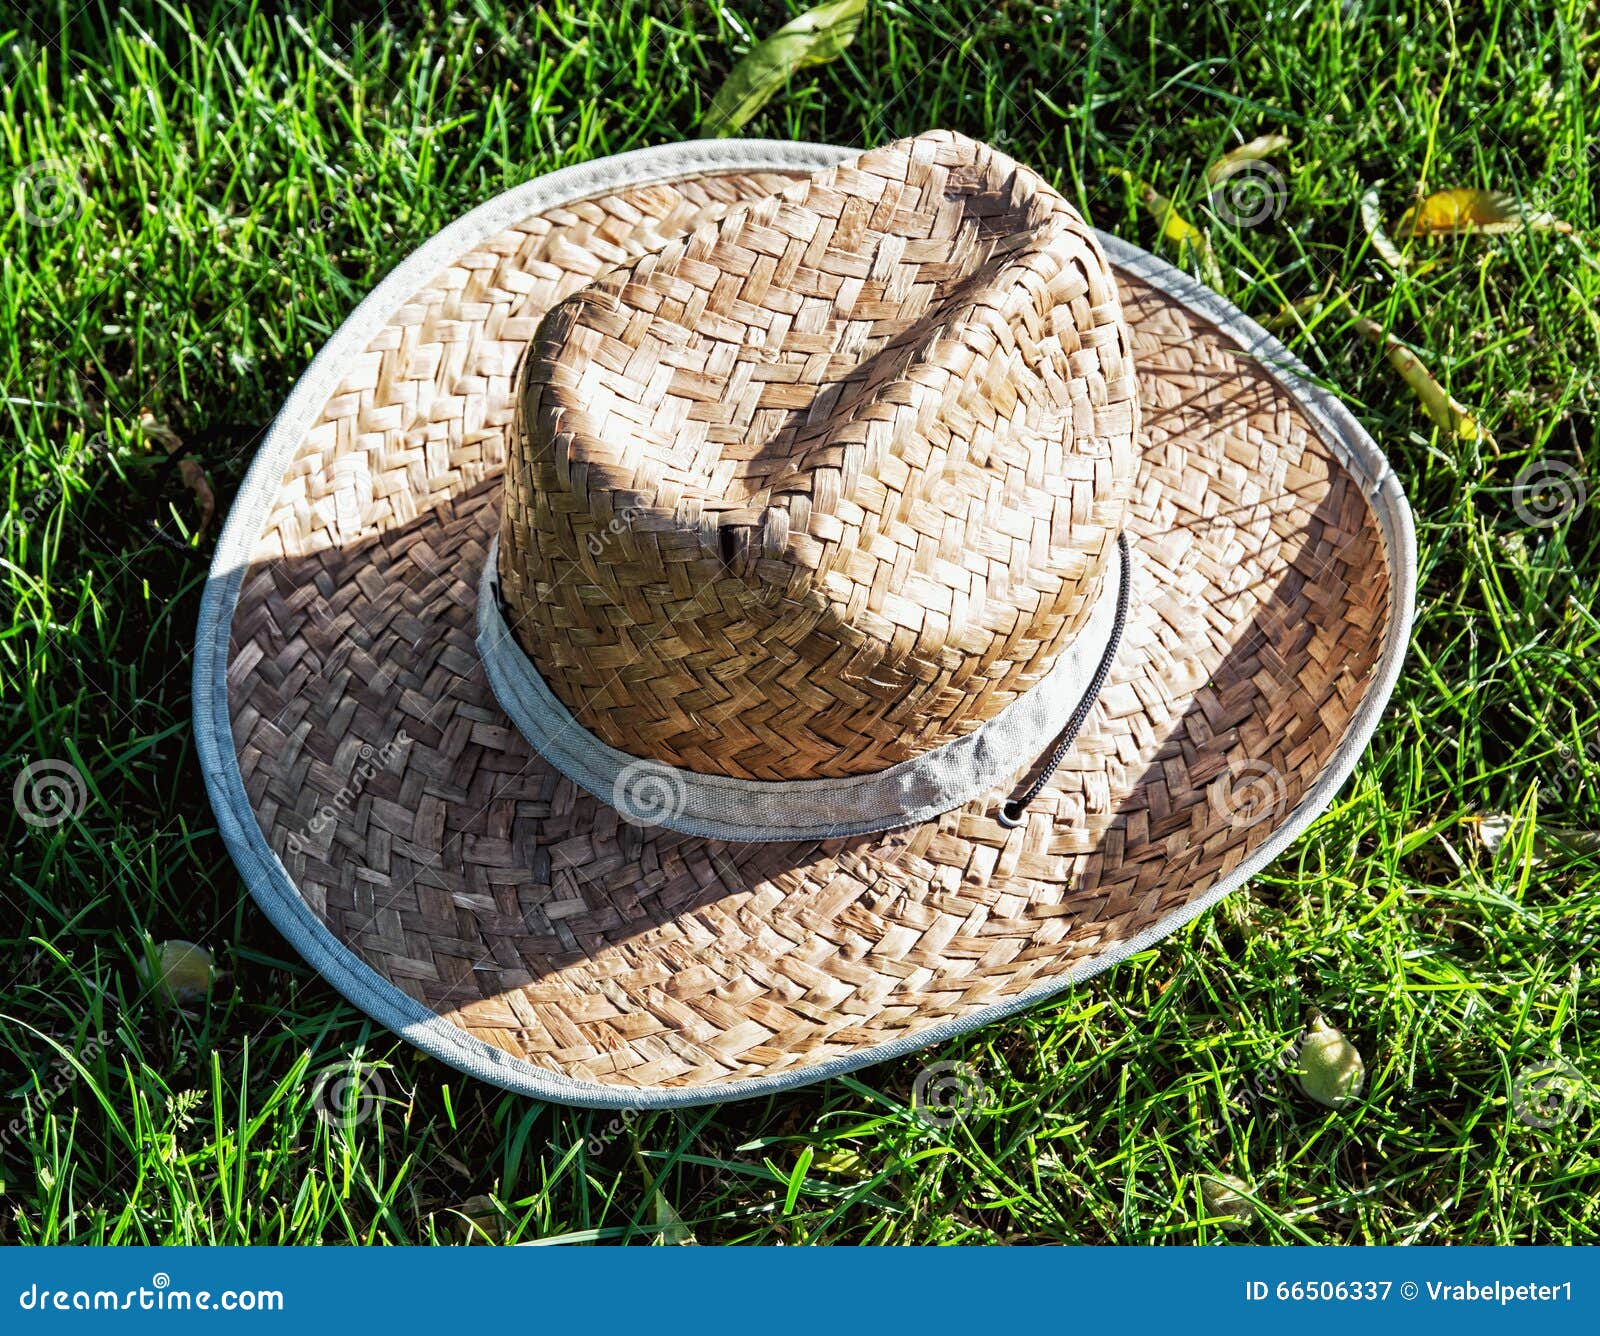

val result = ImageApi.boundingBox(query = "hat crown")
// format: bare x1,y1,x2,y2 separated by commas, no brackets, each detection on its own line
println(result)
498,131,1138,781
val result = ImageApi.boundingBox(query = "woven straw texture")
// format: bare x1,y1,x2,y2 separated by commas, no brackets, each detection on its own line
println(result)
228,153,1392,1093
500,134,1137,779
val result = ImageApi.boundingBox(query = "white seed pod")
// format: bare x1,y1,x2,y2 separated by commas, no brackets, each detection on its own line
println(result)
1201,1173,1256,1229
1295,1013,1365,1109
139,939,215,1002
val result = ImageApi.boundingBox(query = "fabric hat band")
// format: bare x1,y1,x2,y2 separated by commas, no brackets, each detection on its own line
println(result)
476,536,1132,843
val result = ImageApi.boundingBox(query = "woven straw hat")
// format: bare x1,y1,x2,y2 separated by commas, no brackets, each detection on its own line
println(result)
196,132,1415,1108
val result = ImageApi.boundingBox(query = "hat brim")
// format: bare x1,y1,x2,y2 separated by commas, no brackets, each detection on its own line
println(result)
195,140,1415,1109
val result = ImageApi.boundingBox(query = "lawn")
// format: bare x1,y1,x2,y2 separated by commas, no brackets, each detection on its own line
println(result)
3,0,1598,1244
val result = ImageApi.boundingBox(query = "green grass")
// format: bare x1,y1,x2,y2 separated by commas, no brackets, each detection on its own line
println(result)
4,0,1599,1244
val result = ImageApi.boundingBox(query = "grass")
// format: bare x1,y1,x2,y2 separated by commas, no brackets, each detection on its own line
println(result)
3,0,1598,1244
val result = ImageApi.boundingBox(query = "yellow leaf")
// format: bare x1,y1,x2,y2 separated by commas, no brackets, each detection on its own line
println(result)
812,1147,868,1178
1353,316,1492,444
1113,167,1224,290
138,939,215,1003
1115,167,1201,247
703,0,867,137
1206,134,1290,186
1259,287,1343,334
1400,188,1572,237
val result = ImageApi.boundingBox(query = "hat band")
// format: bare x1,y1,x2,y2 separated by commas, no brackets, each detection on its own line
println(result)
476,535,1130,843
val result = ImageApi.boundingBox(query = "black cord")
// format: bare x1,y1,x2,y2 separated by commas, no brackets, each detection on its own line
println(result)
995,532,1131,829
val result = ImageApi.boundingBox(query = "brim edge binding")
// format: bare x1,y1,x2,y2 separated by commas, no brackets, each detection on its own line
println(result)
193,139,1418,1110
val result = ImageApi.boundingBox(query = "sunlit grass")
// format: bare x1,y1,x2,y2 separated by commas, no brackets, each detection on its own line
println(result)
2,0,1597,1243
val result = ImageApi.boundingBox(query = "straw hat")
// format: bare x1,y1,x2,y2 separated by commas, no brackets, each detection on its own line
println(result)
195,132,1414,1108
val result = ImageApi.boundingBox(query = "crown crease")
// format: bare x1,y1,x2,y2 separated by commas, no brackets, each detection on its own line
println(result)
499,131,1140,781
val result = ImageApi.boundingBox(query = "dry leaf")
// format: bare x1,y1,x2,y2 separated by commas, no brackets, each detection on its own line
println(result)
138,410,181,453
448,1194,507,1242
1361,187,1408,271
139,410,217,537
1472,812,1600,862
703,0,866,136
1353,316,1491,444
177,458,216,534
1206,133,1290,186
630,1144,696,1244
1401,188,1572,237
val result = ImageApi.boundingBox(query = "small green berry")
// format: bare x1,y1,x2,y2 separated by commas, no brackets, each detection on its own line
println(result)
1296,1013,1365,1109
139,939,215,1002
1201,1173,1256,1229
